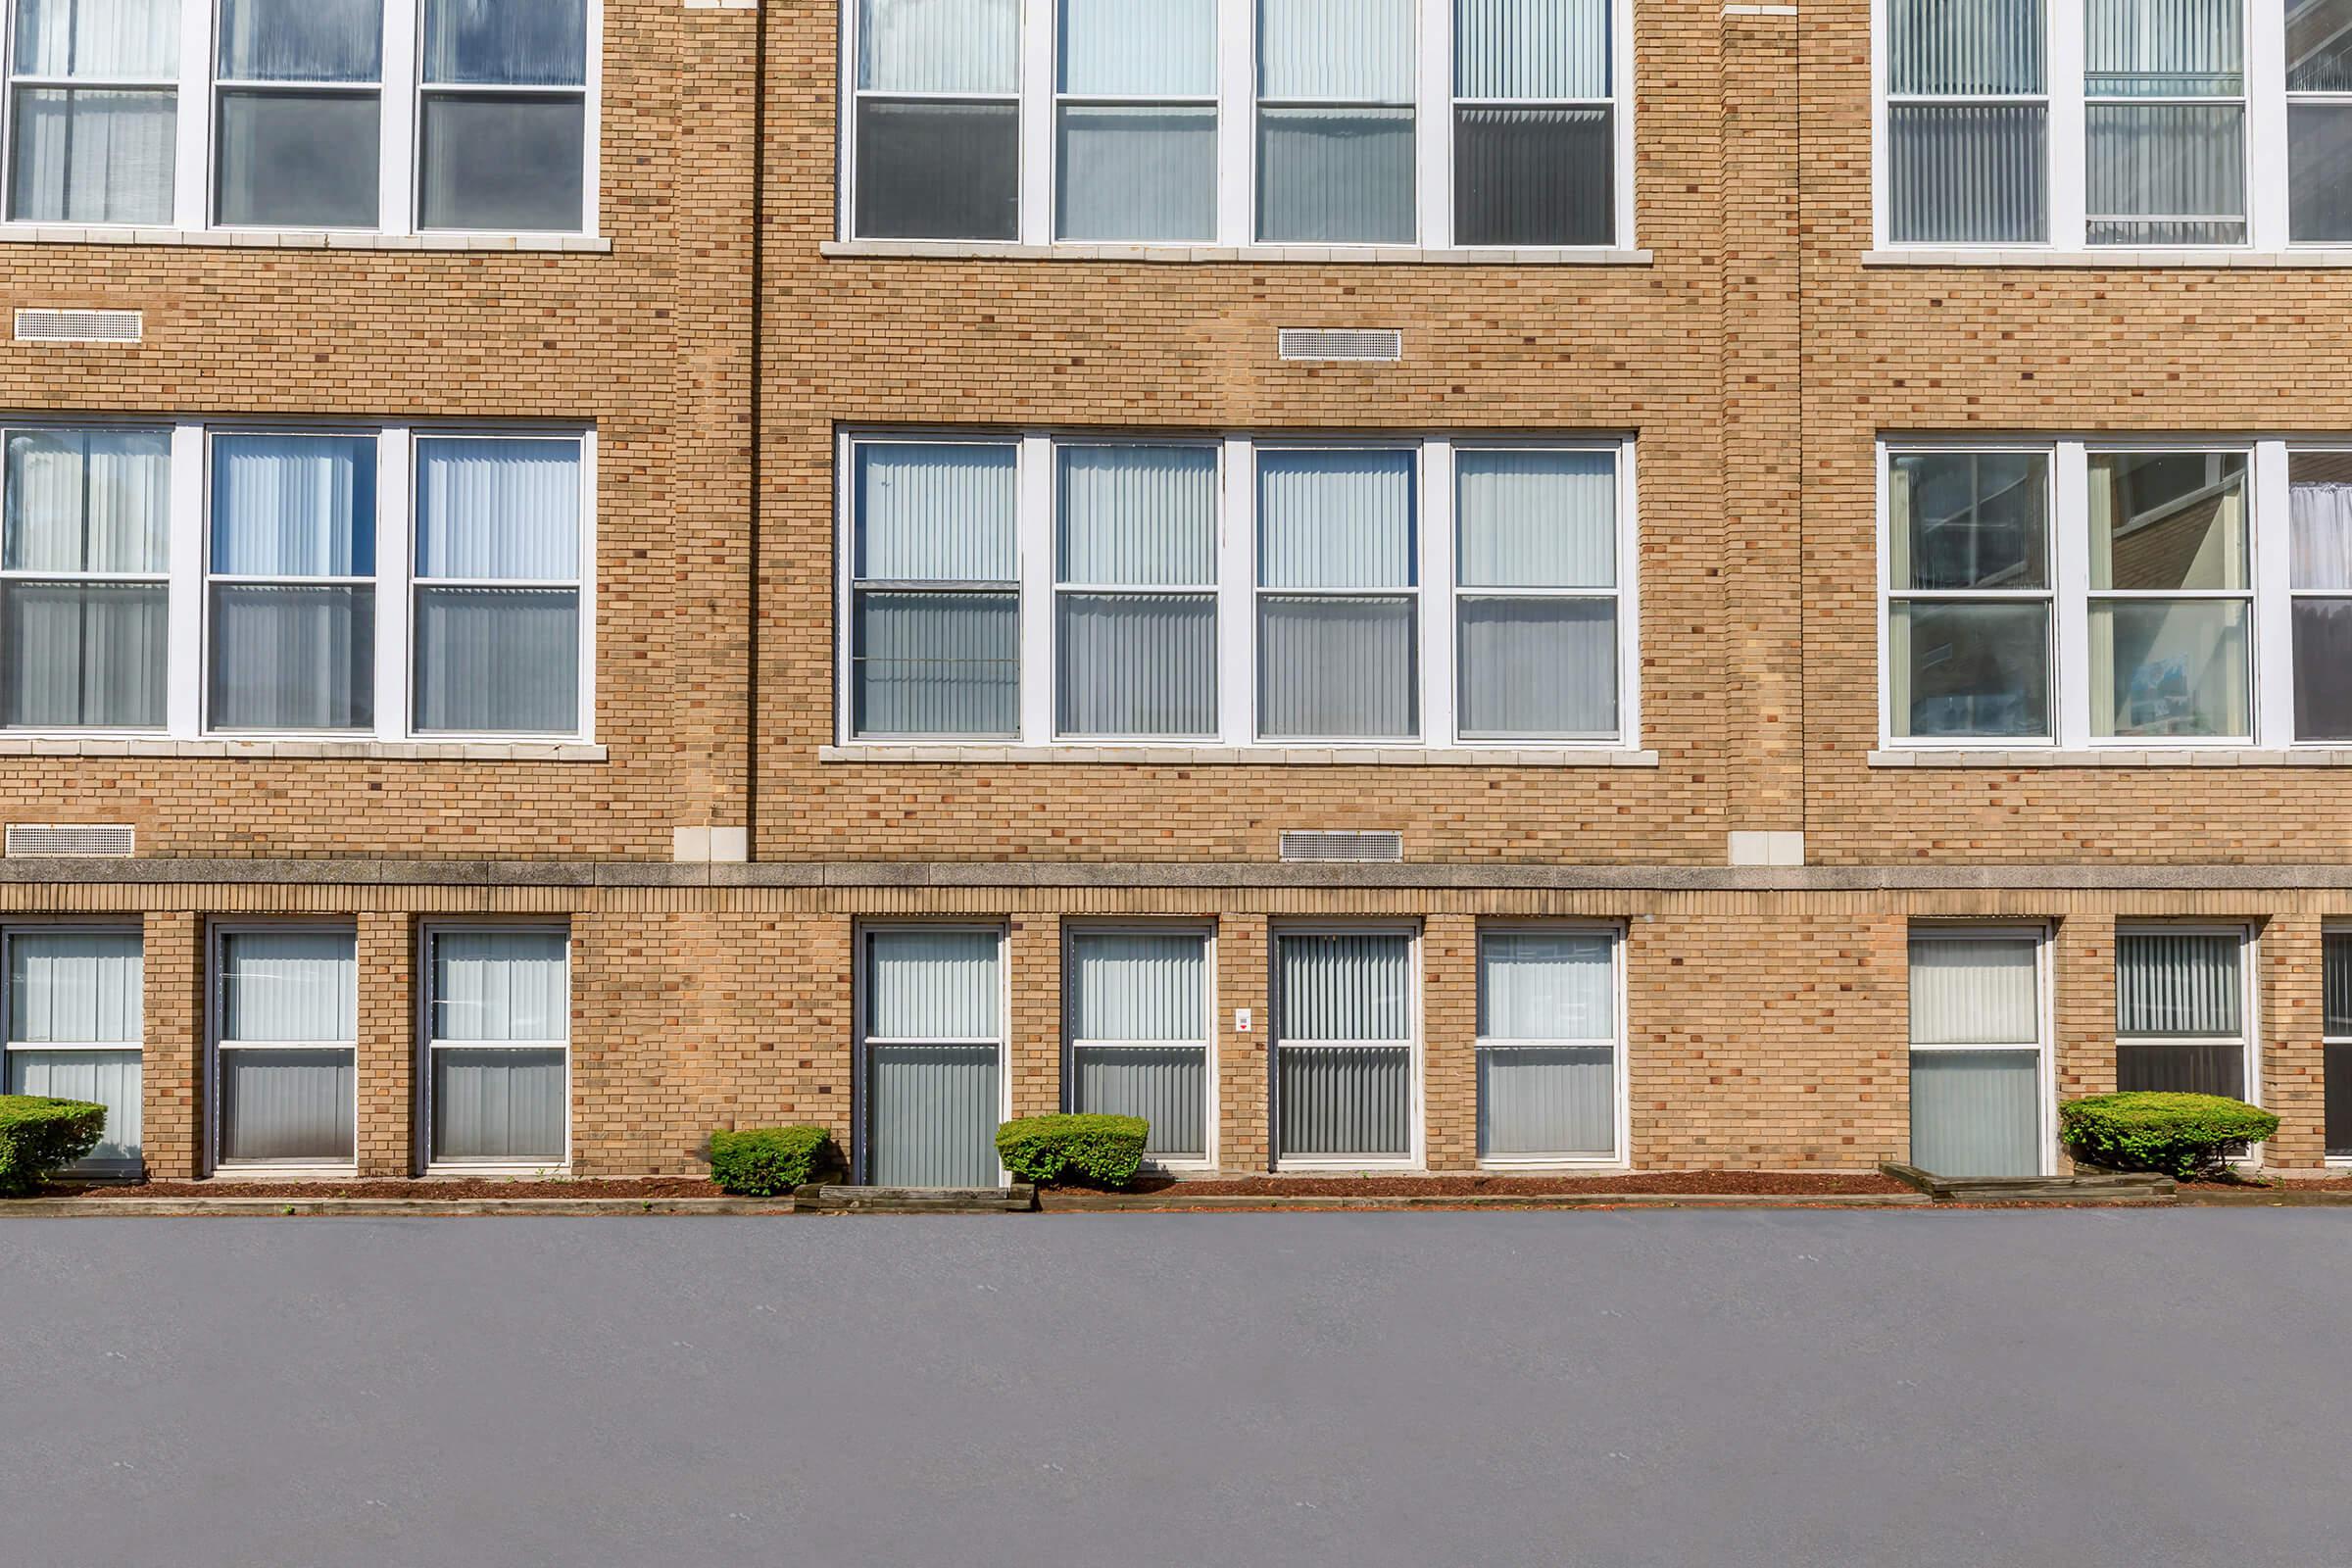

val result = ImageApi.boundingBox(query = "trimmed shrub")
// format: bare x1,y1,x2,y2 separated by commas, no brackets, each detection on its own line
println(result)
707,1126,842,1196
995,1113,1149,1189
0,1096,107,1195
2058,1092,2279,1179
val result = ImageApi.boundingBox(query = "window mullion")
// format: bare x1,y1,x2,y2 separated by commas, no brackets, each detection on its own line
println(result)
1415,0,1449,247
380,0,419,236
2253,439,2295,744
167,421,206,737
1421,438,1454,744
2053,441,2091,746
1018,0,1054,243
2048,0,2086,249
374,427,414,742
1017,433,1054,743
174,0,212,229
1216,0,1251,245
2247,0,2287,249
1218,435,1253,745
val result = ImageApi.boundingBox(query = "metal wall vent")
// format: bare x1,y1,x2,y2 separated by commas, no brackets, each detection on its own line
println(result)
6,824,136,858
1278,328,1402,363
14,309,142,344
1280,830,1404,863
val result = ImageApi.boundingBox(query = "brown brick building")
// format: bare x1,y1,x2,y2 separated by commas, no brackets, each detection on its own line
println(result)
2,0,2344,1185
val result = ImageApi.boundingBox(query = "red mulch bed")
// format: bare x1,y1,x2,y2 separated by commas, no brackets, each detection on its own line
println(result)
1120,1171,1910,1198
37,1177,727,1200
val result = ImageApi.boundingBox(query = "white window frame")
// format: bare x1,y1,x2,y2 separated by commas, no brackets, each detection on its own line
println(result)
0,920,145,1173
1473,919,1628,1170
2113,921,2261,1163
206,918,360,1178
416,921,571,1176
0,0,603,240
2325,922,2351,1167
1268,919,1423,1173
835,428,1641,755
1870,0,2299,252
0,414,595,747
836,0,1636,256
1060,919,1217,1171
851,920,1012,1188
1905,921,2056,1179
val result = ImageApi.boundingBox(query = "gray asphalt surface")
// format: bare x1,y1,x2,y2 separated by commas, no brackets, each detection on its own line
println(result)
3,1209,2347,1567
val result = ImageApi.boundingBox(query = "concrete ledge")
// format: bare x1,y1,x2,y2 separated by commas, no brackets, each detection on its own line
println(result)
1871,748,2352,768
821,744,1660,767
0,226,612,253
795,1183,1036,1213
0,1197,791,1217
819,239,1654,266
0,738,607,761
1863,247,2352,268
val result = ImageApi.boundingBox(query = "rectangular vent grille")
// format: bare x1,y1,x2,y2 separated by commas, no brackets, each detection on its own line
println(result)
15,308,142,344
1280,830,1404,863
6,824,136,858
1278,328,1401,363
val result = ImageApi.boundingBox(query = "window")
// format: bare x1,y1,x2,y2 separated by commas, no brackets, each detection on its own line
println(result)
1886,0,2047,244
208,433,378,732
3,927,142,1171
2,0,596,234
2115,925,2253,1102
840,0,1632,251
1476,926,1620,1163
1272,927,1417,1166
2326,929,2351,1160
423,926,568,1168
1908,928,2048,1179
858,926,1005,1187
213,926,357,1169
2087,451,2250,739
1064,926,1211,1163
842,432,1639,752
413,437,582,735
2290,451,2352,740
1886,450,2051,741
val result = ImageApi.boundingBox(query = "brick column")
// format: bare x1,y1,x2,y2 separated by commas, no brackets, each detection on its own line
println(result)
2054,914,2117,1140
1216,913,1270,1173
140,910,204,1179
355,912,415,1177
2261,914,2326,1169
1423,915,1478,1172
1006,914,1061,1121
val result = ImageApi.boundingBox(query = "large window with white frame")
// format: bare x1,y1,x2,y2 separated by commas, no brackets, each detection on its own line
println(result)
1,0,597,236
2114,924,2255,1106
3,925,143,1172
840,431,1638,751
211,924,357,1170
1879,438,2352,750
840,0,1633,251
1063,924,1213,1165
1475,924,1623,1165
2325,927,2351,1161
422,924,569,1169
1878,0,2352,249
0,418,592,743
1272,926,1419,1167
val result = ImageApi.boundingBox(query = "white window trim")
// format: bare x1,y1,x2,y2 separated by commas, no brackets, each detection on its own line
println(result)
2113,920,2262,1166
1060,919,1218,1172
206,918,360,1179
2325,922,2350,1168
1906,921,2057,1180
1473,919,1629,1171
851,921,1013,1188
1269,919,1423,1172
0,920,145,1172
0,0,603,242
416,921,572,1176
835,427,1641,757
0,414,596,749
835,0,1637,258
1871,0,2298,255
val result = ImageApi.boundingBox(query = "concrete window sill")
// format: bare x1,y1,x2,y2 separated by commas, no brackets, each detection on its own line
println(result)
818,239,1654,267
1868,748,2352,767
1862,248,2352,269
0,738,609,761
0,226,612,253
821,744,1660,766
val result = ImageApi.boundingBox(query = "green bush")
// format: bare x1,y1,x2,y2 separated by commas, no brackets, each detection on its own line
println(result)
2059,1092,2279,1179
707,1126,842,1196
0,1096,107,1195
995,1113,1149,1189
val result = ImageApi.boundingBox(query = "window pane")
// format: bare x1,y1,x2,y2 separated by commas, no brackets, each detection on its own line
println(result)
1889,601,2051,739
2289,0,2352,91
415,438,579,579
867,1042,1000,1185
218,1047,354,1161
419,94,585,231
1479,1046,1613,1155
430,930,568,1041
4,428,169,572
1256,107,1415,242
2085,0,2243,93
1258,0,1413,98
414,587,578,733
858,0,1019,92
2328,931,2352,1034
1887,0,2044,94
1278,932,1412,1040
208,584,374,730
1910,1050,2040,1177
1456,597,1616,738
1280,1045,1411,1155
1257,596,1416,739
1057,446,1214,585
212,434,376,576
866,928,1001,1039
1455,0,1610,98
2088,452,2247,591
2288,104,2352,242
9,88,174,223
215,89,381,227
2294,600,2352,740
431,1047,565,1161
1072,1046,1205,1157
1457,450,1615,588
2291,451,2352,588
1887,104,2047,244
855,99,1018,239
857,443,1016,580
1055,106,1215,241
1891,450,2048,591
13,0,178,76
424,0,588,85
2117,930,2240,1036
6,1049,140,1162
220,930,357,1041
7,930,141,1043
1068,931,1205,1039
1056,593,1217,737
1453,106,1612,246
2089,599,2249,738
1258,450,1414,589
1059,0,1214,94
853,591,1018,738
2116,1043,2245,1097
1910,935,2037,1044
0,581,167,727
2329,1043,2352,1156
1480,930,1613,1038
218,0,382,81
2085,104,2246,245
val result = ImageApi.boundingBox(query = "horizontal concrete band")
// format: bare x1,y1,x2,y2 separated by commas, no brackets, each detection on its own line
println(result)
11,858,2352,893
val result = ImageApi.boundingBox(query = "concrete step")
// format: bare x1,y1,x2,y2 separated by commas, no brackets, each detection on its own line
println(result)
1880,1162,2175,1203
794,1183,1036,1214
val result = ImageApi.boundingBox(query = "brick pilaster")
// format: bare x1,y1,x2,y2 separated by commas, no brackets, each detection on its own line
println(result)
140,911,205,1180
1423,915,1478,1172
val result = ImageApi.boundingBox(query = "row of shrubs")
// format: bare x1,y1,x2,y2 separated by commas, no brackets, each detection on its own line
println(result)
708,1113,1150,1196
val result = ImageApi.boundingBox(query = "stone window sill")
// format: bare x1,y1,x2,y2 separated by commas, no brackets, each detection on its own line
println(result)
0,226,612,253
0,737,608,761
1862,247,2352,269
819,239,1653,267
821,744,1659,766
1869,748,2352,767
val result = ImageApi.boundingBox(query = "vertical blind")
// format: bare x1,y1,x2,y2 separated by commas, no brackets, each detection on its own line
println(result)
218,929,355,1164
14,0,181,74
212,435,376,577
1479,1047,1612,1155
423,0,589,86
1454,0,1610,99
10,87,176,222
1455,451,1614,588
1058,446,1214,585
220,930,357,1042
865,928,1002,1186
1887,0,2045,95
218,1047,354,1162
1256,108,1415,242
1886,0,2046,244
1057,106,1217,240
430,929,567,1041
866,929,1002,1040
1911,1051,2041,1176
1068,930,1207,1158
7,929,141,1042
1280,933,1411,1041
4,428,169,572
2116,930,2241,1036
855,444,1017,738
415,439,578,579
1258,0,1414,99
2084,0,2243,91
1456,451,1617,738
1259,451,1416,739
432,1048,564,1162
1059,0,1214,95
1908,936,2038,1044
858,444,1015,581
1479,930,1613,1038
2,427,171,729
413,439,580,735
216,0,383,81
1056,446,1217,737
858,0,1019,93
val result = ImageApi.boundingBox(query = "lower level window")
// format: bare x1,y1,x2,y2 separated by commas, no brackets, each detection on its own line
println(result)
2327,931,2351,1160
858,927,1005,1187
424,926,569,1166
214,926,357,1167
2115,926,2252,1102
3,927,143,1170
1064,926,1210,1162
1908,928,2047,1179
1272,928,1416,1164
1475,926,1620,1162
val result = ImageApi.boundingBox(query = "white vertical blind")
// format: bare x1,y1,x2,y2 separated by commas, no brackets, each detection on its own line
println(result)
1057,446,1215,585
1279,1044,1411,1155
1910,1051,2041,1176
431,1048,564,1161
1453,0,1610,99
9,89,176,222
1056,594,1217,735
1886,104,2048,244
1258,596,1416,737
1258,450,1413,588
1887,0,2046,94
857,444,1016,581
1254,107,1416,241
1478,1046,1612,1155
423,0,589,86
1257,0,1414,98
430,929,567,1042
414,439,580,580
1479,931,1613,1038
1056,106,1218,240
216,0,383,81
1908,935,2039,1045
217,1047,353,1161
7,930,141,1042
1279,932,1411,1040
13,0,181,75
866,929,1002,1040
0,582,169,727
1059,0,1215,94
2084,0,2244,88
858,0,1020,93
211,435,376,577
1072,1046,1204,1156
1455,598,1615,736
2116,930,2242,1037
1455,451,1615,588
1068,931,1204,1039
868,1043,1001,1184
3,429,171,573
220,930,357,1042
